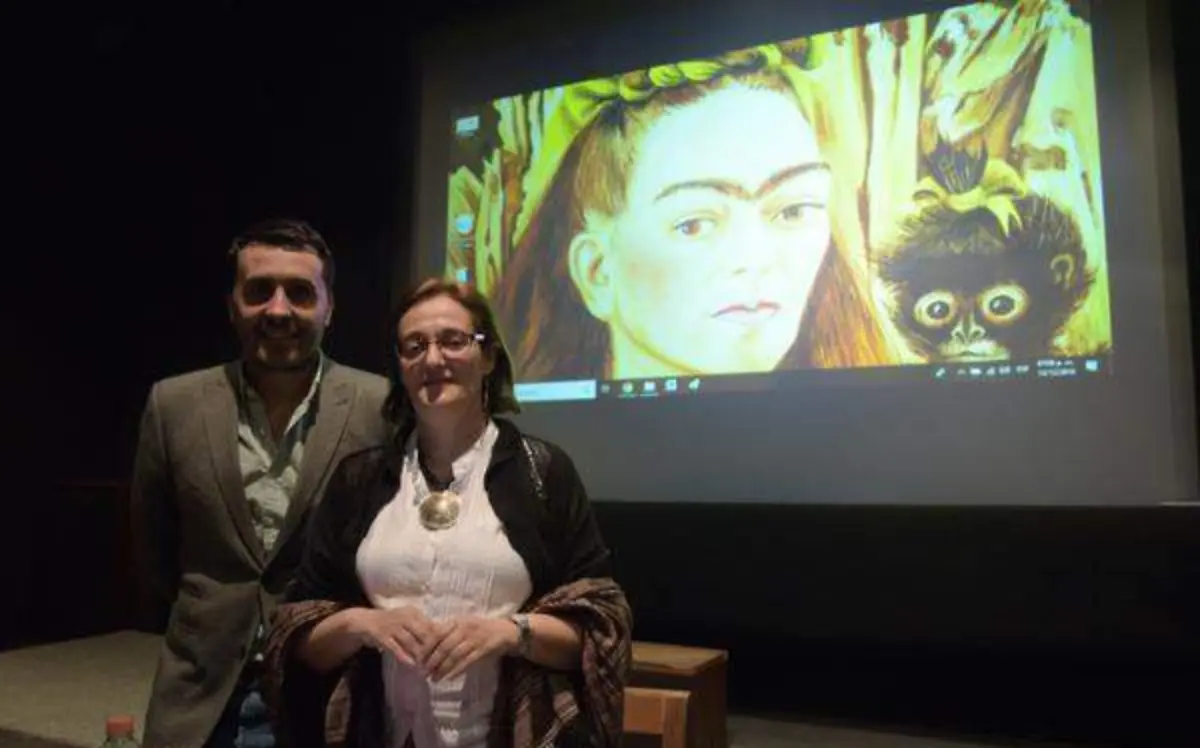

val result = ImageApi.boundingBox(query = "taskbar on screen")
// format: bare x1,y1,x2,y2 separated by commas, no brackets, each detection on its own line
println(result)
511,354,1113,404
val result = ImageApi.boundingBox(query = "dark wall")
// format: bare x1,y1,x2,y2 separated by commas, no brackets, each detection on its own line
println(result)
6,2,1198,746
10,6,422,481
5,0,420,656
597,502,1198,744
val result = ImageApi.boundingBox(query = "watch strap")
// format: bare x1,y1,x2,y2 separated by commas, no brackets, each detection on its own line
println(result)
510,613,532,656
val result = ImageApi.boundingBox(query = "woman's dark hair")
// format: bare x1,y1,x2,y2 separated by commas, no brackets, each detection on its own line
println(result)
383,278,521,430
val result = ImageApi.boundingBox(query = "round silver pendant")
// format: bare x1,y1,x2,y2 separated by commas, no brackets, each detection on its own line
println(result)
418,490,461,531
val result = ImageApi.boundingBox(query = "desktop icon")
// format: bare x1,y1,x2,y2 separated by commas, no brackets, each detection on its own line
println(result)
455,115,480,136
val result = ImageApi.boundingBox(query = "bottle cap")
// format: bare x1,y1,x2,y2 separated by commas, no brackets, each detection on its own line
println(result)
106,715,135,738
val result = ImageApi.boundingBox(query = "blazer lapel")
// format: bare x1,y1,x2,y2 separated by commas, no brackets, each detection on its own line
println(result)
203,367,266,567
266,372,355,566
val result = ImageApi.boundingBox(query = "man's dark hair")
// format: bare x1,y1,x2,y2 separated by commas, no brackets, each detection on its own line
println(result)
228,218,336,290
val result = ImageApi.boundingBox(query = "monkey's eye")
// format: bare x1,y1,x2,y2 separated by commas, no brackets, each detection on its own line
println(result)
979,284,1029,326
913,291,959,330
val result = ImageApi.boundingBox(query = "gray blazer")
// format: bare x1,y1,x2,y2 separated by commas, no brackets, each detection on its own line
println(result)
130,359,390,748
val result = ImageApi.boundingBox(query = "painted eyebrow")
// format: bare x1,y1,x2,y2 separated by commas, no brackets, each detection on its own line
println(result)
653,162,831,203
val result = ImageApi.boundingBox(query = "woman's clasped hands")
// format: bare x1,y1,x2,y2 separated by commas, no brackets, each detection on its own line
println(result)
345,606,520,681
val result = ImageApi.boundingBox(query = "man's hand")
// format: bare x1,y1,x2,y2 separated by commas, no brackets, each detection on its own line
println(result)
423,616,520,682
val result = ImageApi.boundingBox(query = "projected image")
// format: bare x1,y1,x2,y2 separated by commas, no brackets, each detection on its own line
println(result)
445,0,1111,398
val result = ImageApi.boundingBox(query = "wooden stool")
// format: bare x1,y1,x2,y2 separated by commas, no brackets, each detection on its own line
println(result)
624,687,690,748
629,642,728,748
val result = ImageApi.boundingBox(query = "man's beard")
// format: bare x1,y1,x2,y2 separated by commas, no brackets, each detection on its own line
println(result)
256,352,317,371
250,332,320,371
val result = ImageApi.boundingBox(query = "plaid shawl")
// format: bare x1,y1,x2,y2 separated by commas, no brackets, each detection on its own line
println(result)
263,577,631,748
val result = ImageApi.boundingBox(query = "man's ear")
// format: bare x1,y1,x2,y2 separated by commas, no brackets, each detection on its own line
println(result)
227,294,236,324
568,229,614,322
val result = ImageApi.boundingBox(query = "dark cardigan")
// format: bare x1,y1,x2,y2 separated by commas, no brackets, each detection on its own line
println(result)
277,417,619,747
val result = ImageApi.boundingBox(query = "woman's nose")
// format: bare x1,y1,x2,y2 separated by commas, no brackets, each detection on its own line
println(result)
423,342,447,365
727,217,777,274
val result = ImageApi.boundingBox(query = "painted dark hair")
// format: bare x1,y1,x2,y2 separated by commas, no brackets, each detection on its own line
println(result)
491,66,891,379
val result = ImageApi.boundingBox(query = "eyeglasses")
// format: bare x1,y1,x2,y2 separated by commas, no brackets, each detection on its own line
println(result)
397,329,486,360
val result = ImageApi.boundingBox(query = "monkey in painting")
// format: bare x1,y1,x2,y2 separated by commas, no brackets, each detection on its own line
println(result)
877,141,1094,363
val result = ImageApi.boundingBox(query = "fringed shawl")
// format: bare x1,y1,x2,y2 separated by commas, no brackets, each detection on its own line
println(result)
263,577,631,748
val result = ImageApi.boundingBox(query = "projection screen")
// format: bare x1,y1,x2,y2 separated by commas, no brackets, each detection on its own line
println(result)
408,0,1196,506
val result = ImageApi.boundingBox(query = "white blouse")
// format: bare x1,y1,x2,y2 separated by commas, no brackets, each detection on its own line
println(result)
356,420,533,748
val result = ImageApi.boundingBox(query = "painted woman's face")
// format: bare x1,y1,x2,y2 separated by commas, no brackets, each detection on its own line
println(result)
574,83,832,379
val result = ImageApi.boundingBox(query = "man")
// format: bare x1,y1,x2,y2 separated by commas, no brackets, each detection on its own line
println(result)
131,219,391,747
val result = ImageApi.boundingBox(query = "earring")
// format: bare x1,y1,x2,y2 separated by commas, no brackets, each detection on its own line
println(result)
483,385,491,413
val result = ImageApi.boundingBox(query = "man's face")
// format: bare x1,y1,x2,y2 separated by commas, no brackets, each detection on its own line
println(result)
229,243,332,371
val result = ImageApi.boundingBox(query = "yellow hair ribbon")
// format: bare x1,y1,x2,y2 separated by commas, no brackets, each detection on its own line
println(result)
509,43,818,246
911,158,1029,236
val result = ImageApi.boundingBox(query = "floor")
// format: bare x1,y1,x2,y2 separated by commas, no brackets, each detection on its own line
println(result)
0,632,158,748
0,632,1096,748
727,713,1088,748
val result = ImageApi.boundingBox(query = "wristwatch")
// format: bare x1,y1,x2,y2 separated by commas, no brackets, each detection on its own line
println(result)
509,614,532,657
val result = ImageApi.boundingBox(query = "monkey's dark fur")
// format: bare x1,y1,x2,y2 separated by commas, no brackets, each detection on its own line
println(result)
877,193,1095,362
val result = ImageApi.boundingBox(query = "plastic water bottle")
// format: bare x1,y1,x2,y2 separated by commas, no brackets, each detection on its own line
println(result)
99,715,140,747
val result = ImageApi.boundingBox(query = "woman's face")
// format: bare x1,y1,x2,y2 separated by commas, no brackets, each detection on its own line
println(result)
397,293,494,416
575,83,832,378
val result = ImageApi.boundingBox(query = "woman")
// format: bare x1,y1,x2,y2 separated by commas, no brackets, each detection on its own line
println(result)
263,278,632,748
486,45,892,381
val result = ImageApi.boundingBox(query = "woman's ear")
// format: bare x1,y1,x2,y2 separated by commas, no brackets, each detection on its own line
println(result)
480,342,497,376
568,227,614,322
